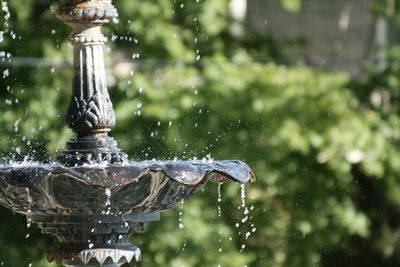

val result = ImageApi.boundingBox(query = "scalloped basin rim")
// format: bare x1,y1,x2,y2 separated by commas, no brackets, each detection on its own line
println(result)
0,160,255,187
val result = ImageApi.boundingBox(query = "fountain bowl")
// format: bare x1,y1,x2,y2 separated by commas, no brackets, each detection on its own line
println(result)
0,160,254,265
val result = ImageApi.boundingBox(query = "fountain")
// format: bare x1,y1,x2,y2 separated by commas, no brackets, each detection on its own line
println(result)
0,1,255,266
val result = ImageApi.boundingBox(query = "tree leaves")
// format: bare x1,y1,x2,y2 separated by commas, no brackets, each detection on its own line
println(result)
280,0,302,13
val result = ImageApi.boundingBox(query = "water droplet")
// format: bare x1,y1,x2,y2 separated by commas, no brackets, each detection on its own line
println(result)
245,232,251,239
105,188,111,197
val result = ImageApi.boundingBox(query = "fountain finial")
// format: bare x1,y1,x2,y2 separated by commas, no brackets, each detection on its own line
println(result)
57,0,118,24
56,0,127,166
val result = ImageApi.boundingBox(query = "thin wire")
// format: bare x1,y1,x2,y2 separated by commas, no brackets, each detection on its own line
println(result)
0,56,387,68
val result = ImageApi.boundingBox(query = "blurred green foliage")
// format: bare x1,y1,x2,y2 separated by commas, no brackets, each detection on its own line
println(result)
0,0,400,267
280,0,302,13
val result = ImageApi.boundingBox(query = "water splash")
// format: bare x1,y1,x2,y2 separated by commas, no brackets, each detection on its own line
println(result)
103,188,112,215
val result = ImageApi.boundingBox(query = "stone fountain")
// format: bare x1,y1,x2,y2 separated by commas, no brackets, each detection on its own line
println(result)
0,1,255,266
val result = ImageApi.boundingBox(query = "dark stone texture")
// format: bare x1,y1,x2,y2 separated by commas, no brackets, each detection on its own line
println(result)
57,136,128,166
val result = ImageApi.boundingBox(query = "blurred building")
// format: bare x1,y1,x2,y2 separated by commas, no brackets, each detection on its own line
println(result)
244,0,388,74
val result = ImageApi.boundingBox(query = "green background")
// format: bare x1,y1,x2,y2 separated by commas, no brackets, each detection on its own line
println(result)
1,0,400,266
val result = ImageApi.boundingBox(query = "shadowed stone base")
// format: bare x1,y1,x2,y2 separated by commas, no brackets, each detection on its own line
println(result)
57,136,128,166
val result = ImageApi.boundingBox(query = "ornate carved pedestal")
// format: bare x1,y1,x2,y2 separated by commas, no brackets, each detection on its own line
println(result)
56,0,127,166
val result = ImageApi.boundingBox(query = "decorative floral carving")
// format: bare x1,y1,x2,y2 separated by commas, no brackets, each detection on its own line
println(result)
67,93,115,136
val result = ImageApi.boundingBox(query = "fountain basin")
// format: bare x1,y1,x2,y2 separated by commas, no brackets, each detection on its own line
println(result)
0,160,253,215
0,160,254,265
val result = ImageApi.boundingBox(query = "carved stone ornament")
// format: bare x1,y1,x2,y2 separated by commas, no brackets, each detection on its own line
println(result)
65,22,115,136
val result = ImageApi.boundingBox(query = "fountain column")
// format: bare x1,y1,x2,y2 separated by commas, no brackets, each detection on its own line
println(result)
56,0,127,166
68,25,114,137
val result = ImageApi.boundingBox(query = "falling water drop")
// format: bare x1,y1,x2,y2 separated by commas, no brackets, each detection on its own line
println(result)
14,119,19,133
1,1,10,29
182,240,187,251
240,184,246,208
178,200,185,230
245,232,251,240
217,184,222,217
236,184,252,252
3,69,9,78
26,188,33,229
